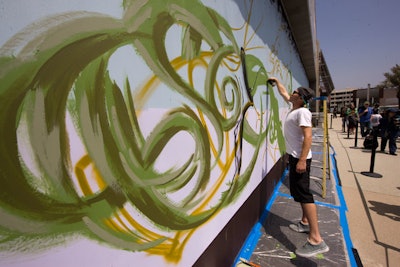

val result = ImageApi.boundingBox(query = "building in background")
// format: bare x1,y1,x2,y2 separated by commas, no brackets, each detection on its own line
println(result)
379,87,399,108
329,88,357,111
329,87,397,111
354,87,380,107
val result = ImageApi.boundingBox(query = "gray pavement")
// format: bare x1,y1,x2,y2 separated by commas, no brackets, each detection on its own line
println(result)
235,115,400,267
328,116,400,267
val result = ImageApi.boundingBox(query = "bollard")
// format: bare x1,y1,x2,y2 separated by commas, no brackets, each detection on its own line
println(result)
361,128,382,178
354,121,358,147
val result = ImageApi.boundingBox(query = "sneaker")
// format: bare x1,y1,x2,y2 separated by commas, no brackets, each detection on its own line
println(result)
289,221,310,233
296,239,329,257
390,152,398,156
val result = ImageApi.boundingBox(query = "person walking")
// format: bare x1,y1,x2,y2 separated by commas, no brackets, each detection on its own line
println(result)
346,103,358,135
340,106,347,132
333,107,337,118
372,102,380,115
368,105,383,149
358,101,373,137
379,108,399,155
267,77,329,257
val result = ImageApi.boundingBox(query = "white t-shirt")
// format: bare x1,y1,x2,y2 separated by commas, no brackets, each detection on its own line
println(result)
284,107,312,159
370,114,382,127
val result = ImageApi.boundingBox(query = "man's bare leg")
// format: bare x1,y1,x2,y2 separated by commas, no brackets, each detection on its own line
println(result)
301,203,323,244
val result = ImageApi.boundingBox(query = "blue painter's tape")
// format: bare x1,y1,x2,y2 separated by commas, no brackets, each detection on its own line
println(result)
315,200,341,210
330,150,357,267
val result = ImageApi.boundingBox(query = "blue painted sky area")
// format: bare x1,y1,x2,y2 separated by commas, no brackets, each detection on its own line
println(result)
316,0,400,90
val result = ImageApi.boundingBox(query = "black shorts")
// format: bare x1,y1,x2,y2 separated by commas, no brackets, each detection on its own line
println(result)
288,155,314,203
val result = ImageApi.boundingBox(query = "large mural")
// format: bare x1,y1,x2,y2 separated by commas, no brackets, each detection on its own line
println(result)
0,0,307,266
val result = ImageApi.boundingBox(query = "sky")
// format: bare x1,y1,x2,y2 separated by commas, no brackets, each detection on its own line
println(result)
316,0,400,90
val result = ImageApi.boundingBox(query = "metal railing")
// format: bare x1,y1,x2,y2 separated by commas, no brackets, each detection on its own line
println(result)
313,97,330,198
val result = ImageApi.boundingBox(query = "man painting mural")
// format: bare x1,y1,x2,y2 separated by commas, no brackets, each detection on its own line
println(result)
267,77,329,257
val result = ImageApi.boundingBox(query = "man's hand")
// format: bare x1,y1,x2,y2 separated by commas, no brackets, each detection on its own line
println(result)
296,159,307,173
267,77,290,102
267,77,277,86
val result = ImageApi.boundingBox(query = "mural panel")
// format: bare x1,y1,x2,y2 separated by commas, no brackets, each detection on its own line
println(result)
0,0,307,266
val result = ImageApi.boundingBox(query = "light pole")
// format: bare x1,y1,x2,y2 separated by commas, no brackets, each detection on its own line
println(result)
367,83,370,103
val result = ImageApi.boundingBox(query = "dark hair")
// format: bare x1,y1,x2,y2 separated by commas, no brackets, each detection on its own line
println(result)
297,87,314,103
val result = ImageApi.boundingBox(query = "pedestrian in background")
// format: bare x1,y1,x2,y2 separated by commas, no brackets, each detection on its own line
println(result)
372,102,380,115
346,103,358,135
366,109,383,150
267,77,329,258
358,101,373,137
340,107,347,132
370,103,382,130
379,108,399,155
370,104,382,129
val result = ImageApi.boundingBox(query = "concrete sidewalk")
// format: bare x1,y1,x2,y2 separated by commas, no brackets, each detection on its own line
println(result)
235,116,400,267
328,116,400,267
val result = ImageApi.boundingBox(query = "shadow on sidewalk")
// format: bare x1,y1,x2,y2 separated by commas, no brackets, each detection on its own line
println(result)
369,200,400,222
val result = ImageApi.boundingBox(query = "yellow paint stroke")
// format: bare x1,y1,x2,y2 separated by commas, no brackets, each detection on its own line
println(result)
75,154,106,196
119,207,166,241
230,0,266,55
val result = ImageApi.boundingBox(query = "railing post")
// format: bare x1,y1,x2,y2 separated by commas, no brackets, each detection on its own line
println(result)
322,99,327,198
314,96,329,199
